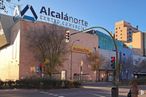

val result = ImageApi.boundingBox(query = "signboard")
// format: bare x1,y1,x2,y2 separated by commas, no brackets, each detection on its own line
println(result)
72,45,91,54
14,5,89,31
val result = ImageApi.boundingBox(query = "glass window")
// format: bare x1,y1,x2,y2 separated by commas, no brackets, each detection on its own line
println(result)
129,31,132,34
96,30,124,51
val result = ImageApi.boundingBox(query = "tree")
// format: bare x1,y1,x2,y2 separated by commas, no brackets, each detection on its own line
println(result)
86,50,105,81
26,24,68,77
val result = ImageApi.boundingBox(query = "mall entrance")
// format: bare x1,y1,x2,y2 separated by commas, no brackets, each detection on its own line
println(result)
98,69,114,82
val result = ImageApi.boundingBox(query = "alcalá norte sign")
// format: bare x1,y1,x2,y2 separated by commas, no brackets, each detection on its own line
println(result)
19,5,88,30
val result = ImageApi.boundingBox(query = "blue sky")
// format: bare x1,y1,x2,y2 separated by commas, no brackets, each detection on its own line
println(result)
5,0,146,33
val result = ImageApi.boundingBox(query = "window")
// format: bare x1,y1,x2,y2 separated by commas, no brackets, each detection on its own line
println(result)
129,31,132,34
129,28,132,30
129,35,132,37
127,33,132,37
128,37,132,41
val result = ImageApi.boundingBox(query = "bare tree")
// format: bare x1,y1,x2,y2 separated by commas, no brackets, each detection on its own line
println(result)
86,50,105,81
26,24,68,77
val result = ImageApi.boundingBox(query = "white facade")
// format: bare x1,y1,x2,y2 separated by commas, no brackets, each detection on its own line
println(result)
0,30,20,81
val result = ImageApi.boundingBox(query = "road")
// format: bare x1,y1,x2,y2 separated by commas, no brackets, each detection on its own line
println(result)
0,83,146,97
0,88,128,97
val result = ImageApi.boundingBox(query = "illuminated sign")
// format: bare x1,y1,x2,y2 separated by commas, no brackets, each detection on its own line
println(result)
72,46,91,54
20,5,89,31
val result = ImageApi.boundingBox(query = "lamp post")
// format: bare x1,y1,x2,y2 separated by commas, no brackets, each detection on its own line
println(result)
70,39,80,80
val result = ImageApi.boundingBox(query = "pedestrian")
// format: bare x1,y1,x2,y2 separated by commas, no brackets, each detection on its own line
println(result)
127,89,131,97
130,79,139,97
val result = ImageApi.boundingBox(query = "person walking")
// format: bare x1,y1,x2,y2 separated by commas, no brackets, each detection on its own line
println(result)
130,79,139,97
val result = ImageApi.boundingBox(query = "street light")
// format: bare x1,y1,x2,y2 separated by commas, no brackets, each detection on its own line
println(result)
70,39,80,80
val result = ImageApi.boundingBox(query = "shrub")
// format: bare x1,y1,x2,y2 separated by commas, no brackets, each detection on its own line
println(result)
14,78,81,89
0,80,4,89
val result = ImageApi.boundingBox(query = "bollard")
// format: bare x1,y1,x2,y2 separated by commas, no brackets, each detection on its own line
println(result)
111,86,118,97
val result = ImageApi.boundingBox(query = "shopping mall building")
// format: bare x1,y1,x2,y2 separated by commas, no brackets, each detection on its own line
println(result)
0,14,146,81
0,14,98,81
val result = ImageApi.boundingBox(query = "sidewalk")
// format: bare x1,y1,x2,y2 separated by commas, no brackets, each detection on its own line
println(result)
81,82,146,97
81,82,113,87
81,82,129,97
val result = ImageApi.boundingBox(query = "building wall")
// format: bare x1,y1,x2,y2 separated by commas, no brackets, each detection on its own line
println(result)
133,55,146,66
19,21,38,79
16,20,99,80
19,20,60,78
132,32,143,56
115,21,128,42
0,23,7,48
125,32,143,56
64,32,99,80
115,20,139,42
143,33,146,56
0,14,16,46
0,30,20,81
99,49,115,69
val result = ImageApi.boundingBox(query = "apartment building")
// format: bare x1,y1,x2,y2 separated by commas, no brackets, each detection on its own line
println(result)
115,20,139,42
115,20,146,56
